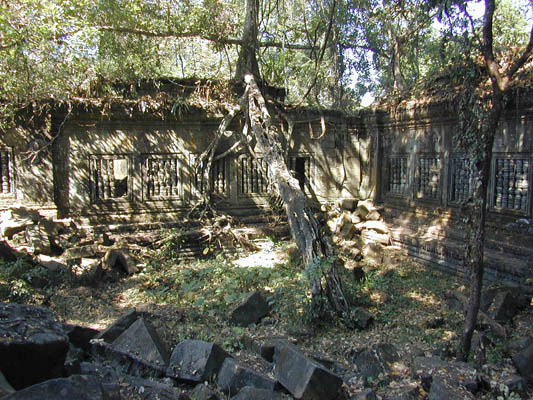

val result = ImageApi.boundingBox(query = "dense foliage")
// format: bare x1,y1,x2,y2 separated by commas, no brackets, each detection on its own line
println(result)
1,0,530,111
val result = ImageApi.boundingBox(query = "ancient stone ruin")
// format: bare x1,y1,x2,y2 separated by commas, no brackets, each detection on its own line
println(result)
1,296,532,399
0,80,531,289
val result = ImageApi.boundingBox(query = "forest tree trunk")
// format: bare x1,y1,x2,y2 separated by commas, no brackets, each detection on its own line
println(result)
457,87,503,361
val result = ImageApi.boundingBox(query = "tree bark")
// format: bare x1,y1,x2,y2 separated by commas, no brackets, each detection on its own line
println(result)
244,73,351,321
456,0,532,361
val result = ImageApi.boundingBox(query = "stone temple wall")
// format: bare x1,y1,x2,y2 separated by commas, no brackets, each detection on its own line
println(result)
0,106,374,223
366,95,533,290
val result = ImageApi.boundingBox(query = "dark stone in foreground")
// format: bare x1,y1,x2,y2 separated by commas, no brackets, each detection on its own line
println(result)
190,383,219,400
243,335,283,363
352,343,400,383
90,339,167,378
273,340,343,400
93,308,138,343
0,370,15,397
63,323,99,351
413,357,478,394
229,291,271,326
231,386,281,400
1,375,121,400
0,302,69,389
512,342,533,383
166,339,230,383
80,362,189,399
217,358,277,396
428,375,474,400
112,318,170,367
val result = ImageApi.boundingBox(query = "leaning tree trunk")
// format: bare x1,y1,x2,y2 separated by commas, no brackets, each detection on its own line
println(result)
244,73,351,321
457,87,504,361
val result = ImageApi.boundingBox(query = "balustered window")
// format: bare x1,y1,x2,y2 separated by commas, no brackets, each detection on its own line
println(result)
386,156,409,196
90,155,130,202
289,155,311,193
0,148,14,195
416,156,440,200
449,157,474,204
194,157,228,195
239,156,268,195
493,158,530,213
143,155,182,200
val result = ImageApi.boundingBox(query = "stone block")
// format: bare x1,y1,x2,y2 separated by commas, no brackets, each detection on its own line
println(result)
428,375,474,400
356,220,389,234
63,244,106,260
273,340,342,400
217,358,277,396
352,343,400,383
25,224,51,255
0,207,42,239
94,308,138,343
0,302,69,389
512,342,533,383
1,375,120,400
231,386,281,400
112,318,170,367
190,383,219,400
412,357,478,394
166,339,230,383
229,291,271,326
103,248,138,275
0,370,15,397
63,323,99,351
80,362,189,399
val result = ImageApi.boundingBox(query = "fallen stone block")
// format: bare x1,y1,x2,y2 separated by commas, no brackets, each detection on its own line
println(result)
0,207,42,239
428,375,474,400
1,375,121,400
352,343,400,384
63,323,99,351
0,370,15,397
243,335,284,363
190,383,219,400
412,356,478,394
488,290,520,323
512,342,533,383
36,254,66,272
0,302,69,389
231,386,281,400
94,308,138,343
361,230,391,246
356,220,389,234
229,290,271,326
90,339,167,378
365,210,381,221
112,318,170,367
63,244,106,260
103,248,138,275
274,340,342,400
0,240,18,262
336,198,358,212
80,362,189,399
26,225,52,255
217,358,277,396
166,339,230,383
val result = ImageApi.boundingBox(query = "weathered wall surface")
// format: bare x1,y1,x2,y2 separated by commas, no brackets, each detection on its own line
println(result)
370,97,533,289
373,101,533,218
0,127,55,213
19,107,372,223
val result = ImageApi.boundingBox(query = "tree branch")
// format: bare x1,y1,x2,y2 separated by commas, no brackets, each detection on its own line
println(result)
505,23,533,80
